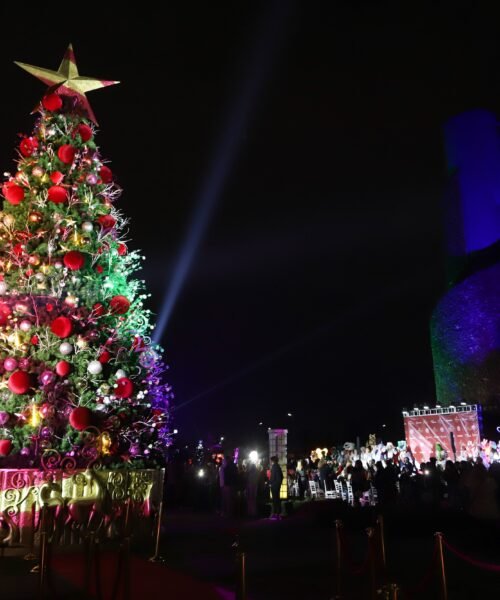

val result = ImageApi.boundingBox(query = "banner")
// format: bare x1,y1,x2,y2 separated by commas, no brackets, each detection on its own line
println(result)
404,410,481,464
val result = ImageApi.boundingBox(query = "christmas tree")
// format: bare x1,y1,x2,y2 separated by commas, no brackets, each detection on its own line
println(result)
0,45,172,469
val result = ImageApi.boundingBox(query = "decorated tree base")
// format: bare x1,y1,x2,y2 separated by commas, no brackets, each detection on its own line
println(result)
0,466,164,548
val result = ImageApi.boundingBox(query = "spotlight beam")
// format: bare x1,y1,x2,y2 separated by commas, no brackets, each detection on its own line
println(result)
153,2,294,342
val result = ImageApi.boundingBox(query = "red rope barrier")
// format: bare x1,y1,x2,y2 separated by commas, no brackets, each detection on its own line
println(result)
442,538,500,572
403,541,438,598
339,527,372,576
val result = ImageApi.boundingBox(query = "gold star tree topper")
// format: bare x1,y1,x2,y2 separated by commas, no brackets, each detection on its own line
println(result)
15,44,119,124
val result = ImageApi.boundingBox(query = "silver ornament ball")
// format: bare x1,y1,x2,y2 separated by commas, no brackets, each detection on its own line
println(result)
59,342,73,356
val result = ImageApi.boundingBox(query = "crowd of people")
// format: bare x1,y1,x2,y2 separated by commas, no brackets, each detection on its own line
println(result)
165,438,500,520
289,439,500,519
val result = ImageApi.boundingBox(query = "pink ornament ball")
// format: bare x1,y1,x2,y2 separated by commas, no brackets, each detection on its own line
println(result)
3,357,18,372
40,370,55,386
20,320,32,332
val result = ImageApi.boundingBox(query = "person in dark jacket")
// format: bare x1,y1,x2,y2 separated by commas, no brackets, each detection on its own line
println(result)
270,456,284,519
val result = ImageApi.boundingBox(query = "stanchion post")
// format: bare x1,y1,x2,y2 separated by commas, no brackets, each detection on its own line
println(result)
37,505,48,599
148,500,165,563
24,503,37,561
377,514,387,573
124,497,131,536
335,520,342,599
435,532,448,600
389,583,399,600
84,530,96,596
236,550,247,600
366,527,377,600
123,534,131,600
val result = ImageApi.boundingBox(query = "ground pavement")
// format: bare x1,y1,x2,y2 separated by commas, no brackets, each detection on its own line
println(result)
2,500,500,598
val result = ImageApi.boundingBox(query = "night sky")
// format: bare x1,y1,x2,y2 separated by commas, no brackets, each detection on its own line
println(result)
1,3,499,452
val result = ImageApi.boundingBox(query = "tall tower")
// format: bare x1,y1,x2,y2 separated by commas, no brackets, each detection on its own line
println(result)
431,110,500,411
268,428,288,499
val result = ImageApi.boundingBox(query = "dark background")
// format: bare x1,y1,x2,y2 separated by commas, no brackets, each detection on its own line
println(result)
1,2,499,453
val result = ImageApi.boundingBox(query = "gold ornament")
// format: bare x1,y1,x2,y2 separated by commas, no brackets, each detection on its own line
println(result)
76,335,87,349
29,211,42,223
14,302,28,314
28,255,40,266
29,403,41,427
40,173,50,185
65,295,79,308
3,214,15,227
97,431,112,455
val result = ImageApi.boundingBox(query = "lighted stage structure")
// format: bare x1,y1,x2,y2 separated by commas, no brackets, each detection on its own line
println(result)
403,405,481,465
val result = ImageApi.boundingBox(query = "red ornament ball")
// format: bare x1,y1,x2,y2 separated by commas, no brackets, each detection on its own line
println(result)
57,144,76,164
31,335,39,345
98,350,111,364
114,377,134,399
50,171,64,185
2,181,25,205
110,295,130,315
99,165,113,183
117,243,127,256
132,335,146,351
13,243,25,256
69,407,92,431
19,137,38,157
0,439,12,457
50,316,73,339
97,214,116,229
0,302,12,327
56,360,71,377
8,370,31,395
93,303,106,317
64,250,85,271
48,185,68,204
42,93,63,111
77,124,93,142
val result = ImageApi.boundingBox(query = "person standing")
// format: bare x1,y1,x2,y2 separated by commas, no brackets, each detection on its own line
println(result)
246,462,259,517
221,455,238,516
270,456,284,519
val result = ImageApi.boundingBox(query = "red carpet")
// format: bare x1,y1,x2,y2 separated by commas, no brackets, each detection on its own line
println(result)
51,551,229,600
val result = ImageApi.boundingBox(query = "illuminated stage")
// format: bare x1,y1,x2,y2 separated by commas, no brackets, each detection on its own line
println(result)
403,405,481,465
